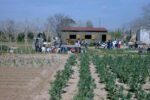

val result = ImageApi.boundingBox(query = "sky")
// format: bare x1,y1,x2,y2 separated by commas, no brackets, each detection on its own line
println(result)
0,0,149,30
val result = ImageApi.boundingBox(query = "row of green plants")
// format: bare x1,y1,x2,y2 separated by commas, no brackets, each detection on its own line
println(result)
107,55,150,100
93,55,123,100
92,54,150,100
49,55,77,100
74,53,95,100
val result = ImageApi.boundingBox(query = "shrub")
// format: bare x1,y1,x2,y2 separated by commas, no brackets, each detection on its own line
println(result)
27,32,34,40
37,32,47,42
17,33,25,42
0,45,9,52
0,31,7,42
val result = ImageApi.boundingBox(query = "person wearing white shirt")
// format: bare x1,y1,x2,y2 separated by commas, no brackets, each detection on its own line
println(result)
42,45,46,52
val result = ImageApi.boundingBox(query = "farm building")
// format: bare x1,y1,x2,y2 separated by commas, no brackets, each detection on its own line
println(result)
137,29,150,45
61,27,110,44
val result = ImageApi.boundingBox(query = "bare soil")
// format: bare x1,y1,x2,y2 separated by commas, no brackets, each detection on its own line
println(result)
0,54,69,100
142,78,150,92
90,63,107,100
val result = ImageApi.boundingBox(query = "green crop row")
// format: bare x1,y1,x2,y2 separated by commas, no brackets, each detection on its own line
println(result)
74,53,95,100
107,55,150,100
49,54,76,100
92,53,150,100
93,55,121,100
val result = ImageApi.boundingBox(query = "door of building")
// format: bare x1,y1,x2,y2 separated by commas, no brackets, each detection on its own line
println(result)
102,34,106,42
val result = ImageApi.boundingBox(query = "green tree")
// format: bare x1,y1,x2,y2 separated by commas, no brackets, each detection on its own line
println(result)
8,33,15,42
17,33,25,42
37,32,47,42
114,30,122,39
42,32,47,42
27,32,34,40
47,36,51,42
0,31,7,42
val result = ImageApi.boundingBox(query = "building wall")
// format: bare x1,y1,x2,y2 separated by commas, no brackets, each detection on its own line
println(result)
61,31,109,44
137,29,150,44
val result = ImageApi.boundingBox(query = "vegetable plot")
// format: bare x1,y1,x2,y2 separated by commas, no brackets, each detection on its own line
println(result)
93,54,150,100
49,55,77,100
74,53,95,100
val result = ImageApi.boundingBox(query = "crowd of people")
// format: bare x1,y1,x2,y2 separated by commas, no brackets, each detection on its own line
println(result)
34,38,60,53
107,40,122,49
34,38,127,53
94,40,123,49
75,39,88,48
35,37,149,54
34,38,89,53
35,39,150,54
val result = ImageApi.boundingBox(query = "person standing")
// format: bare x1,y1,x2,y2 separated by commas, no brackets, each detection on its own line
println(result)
107,40,111,49
118,40,121,48
84,40,88,49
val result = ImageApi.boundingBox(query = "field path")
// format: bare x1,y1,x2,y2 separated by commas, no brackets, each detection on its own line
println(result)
90,63,107,100
61,61,80,100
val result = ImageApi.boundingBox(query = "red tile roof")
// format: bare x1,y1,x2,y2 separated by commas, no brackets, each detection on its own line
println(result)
62,27,107,32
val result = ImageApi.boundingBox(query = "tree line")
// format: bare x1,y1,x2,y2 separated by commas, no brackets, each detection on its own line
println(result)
109,3,150,42
0,14,94,42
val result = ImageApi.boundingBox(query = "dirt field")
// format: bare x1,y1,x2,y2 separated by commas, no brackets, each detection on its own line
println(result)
0,54,69,100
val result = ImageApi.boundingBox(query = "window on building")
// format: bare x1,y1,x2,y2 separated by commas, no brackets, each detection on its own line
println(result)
69,35,76,39
85,35,92,39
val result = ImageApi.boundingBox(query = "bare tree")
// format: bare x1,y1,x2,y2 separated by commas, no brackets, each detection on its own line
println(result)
142,3,150,29
45,14,75,40
129,18,144,33
128,3,150,32
19,19,44,43
45,16,56,41
0,19,17,41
